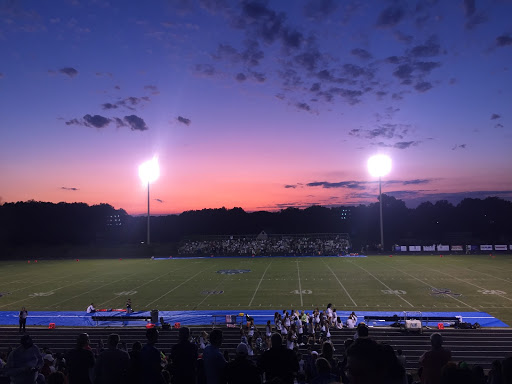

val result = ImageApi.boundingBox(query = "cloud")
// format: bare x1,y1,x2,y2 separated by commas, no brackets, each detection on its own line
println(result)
491,113,501,120
351,48,372,60
61,187,79,191
414,81,432,92
295,49,322,71
144,85,160,95
465,11,487,30
409,36,441,57
155,198,164,203
116,96,150,110
414,61,441,74
0,73,4,79
59,67,78,78
352,123,410,140
451,144,467,150
463,0,475,17
194,64,217,77
124,115,148,131
177,116,191,126
296,102,311,112
251,71,266,82
101,103,118,110
284,184,297,189
299,178,433,190
303,0,339,21
236,72,247,82
401,179,431,185
495,123,504,128
496,34,512,47
83,114,111,128
393,141,420,149
65,118,81,126
376,5,405,28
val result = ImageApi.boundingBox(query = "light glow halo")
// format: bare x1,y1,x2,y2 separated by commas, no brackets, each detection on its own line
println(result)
367,154,392,177
138,156,160,185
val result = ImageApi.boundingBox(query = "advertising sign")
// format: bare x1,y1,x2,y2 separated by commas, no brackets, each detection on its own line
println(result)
409,246,421,252
423,245,436,251
401,246,407,252
495,245,508,251
451,245,463,251
437,245,449,251
480,245,493,251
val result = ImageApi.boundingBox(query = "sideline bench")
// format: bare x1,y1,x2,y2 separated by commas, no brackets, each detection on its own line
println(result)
91,315,152,325
364,315,461,327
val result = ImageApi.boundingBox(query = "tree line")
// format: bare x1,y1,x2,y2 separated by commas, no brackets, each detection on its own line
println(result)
0,196,511,252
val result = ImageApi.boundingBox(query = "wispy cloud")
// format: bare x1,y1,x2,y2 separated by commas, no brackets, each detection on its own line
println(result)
61,186,79,191
177,116,191,126
59,67,78,78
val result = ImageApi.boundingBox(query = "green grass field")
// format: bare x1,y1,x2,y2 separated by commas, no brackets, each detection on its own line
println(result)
1,255,511,325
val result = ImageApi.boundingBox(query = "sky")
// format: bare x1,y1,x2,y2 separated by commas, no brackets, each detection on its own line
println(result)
1,0,511,215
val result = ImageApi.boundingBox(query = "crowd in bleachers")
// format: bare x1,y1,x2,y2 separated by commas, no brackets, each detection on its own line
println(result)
1,306,510,383
178,235,350,256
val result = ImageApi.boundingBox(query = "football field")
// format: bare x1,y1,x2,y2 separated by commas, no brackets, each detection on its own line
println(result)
0,254,511,325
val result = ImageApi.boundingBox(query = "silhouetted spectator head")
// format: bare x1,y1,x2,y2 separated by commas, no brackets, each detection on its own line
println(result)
316,357,332,375
236,343,248,357
146,327,159,344
344,338,354,351
430,333,443,349
356,323,369,338
321,341,334,360
47,371,66,384
76,333,90,348
20,334,33,349
107,333,120,348
271,333,283,348
178,327,190,342
346,338,381,384
209,329,223,347
131,341,142,352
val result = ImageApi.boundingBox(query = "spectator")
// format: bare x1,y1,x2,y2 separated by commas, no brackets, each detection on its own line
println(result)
354,322,369,340
224,343,261,384
345,338,381,384
203,329,226,384
140,328,165,384
320,342,340,382
94,333,130,384
396,348,407,368
311,357,337,384
258,333,299,384
41,354,56,379
18,307,28,333
419,333,451,384
4,334,43,384
47,371,66,384
170,327,198,384
66,333,95,384
128,342,143,384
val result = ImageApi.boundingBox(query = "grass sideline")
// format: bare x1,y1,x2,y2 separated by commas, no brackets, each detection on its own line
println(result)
0,254,511,325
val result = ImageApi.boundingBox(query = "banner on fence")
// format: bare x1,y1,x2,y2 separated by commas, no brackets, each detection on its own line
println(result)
480,245,493,251
451,245,463,251
495,245,508,251
394,245,401,252
423,245,436,251
401,246,407,252
437,245,449,251
409,246,421,252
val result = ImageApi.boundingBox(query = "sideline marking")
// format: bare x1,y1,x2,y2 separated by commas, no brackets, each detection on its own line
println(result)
248,261,272,307
323,261,357,307
382,262,479,311
297,261,303,307
348,260,413,307
145,267,212,307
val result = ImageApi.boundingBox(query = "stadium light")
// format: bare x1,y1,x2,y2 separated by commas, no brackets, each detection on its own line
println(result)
139,156,159,245
367,154,392,252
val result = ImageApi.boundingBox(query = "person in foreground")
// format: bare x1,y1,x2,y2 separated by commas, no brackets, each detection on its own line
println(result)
258,333,299,384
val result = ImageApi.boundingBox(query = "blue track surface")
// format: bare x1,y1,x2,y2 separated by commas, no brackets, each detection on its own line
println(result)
0,310,507,327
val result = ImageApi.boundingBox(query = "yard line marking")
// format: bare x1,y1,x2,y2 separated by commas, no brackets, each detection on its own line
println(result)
98,264,191,306
145,267,211,307
380,262,479,311
248,261,272,307
348,260,413,307
297,261,303,307
420,264,512,303
323,261,357,307
463,267,512,284
47,271,142,308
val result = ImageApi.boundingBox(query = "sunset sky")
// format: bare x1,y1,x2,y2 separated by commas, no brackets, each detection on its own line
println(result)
1,0,511,215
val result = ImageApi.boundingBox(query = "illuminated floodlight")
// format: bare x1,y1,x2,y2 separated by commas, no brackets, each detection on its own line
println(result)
367,154,392,178
138,156,160,185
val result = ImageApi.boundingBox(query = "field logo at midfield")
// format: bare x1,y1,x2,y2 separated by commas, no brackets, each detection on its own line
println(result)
0,292,11,298
382,289,406,295
201,290,224,295
291,289,312,294
115,291,137,296
478,289,506,295
29,292,54,297
431,288,461,297
217,269,251,275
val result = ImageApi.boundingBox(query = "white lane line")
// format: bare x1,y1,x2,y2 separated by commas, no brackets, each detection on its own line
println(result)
297,261,303,307
248,261,272,307
145,267,210,307
421,265,512,303
348,260,414,307
47,271,141,308
98,264,191,306
323,261,357,307
382,262,479,311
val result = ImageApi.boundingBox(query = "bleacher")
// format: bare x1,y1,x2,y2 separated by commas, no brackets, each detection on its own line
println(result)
1,326,511,372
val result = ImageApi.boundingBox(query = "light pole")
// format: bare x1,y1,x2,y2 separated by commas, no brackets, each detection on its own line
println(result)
138,156,159,245
367,154,392,252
